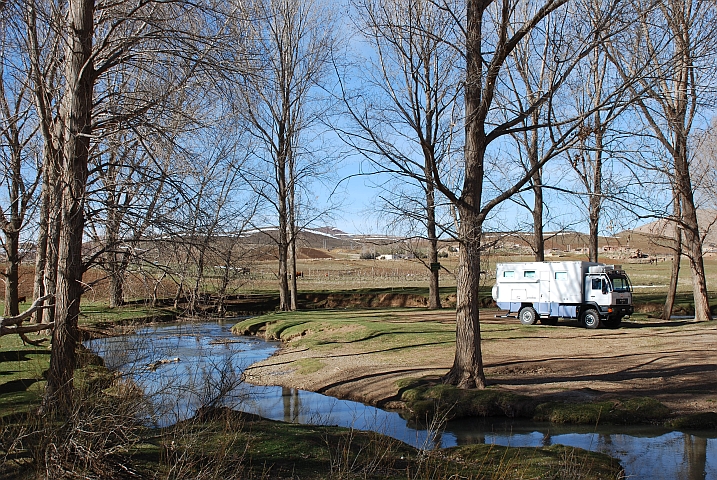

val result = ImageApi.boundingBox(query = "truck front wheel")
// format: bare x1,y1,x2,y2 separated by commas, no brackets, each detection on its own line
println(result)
519,306,538,325
581,309,600,329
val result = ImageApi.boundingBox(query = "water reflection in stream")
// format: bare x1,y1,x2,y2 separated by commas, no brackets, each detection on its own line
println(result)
86,321,716,480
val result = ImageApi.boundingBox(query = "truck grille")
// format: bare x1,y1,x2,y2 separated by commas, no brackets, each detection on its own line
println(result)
616,298,628,305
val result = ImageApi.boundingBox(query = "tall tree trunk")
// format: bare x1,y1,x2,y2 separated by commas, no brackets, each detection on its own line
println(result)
27,0,60,325
532,182,544,262
288,154,297,311
4,231,20,317
528,114,544,262
108,256,128,308
45,0,94,411
444,206,485,388
278,239,290,311
670,5,710,322
44,166,62,324
105,162,125,308
277,135,290,311
588,121,603,263
443,0,486,389
173,276,185,309
663,197,681,320
189,238,208,315
3,145,23,316
680,195,711,321
33,162,51,323
675,136,711,321
426,182,441,309
288,235,297,310
277,165,290,311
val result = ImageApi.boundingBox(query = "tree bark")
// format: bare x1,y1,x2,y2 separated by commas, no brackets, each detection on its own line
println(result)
108,257,128,308
425,176,441,309
44,155,62,325
444,206,485,388
663,197,681,320
531,178,544,262
45,0,95,411
528,111,545,262
679,177,711,321
2,146,23,317
674,106,710,320
33,162,51,323
288,151,298,311
277,147,290,311
443,0,487,389
587,116,604,263
4,234,20,317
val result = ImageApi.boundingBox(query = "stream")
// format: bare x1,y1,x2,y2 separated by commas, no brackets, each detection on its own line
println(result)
85,320,717,480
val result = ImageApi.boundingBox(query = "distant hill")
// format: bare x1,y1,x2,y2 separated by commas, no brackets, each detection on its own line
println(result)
631,209,717,249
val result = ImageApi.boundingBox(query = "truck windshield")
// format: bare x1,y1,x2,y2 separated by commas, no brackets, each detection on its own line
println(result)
609,274,632,292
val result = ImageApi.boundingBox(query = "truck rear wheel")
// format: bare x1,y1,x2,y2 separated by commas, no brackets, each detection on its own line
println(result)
581,309,600,329
519,306,538,325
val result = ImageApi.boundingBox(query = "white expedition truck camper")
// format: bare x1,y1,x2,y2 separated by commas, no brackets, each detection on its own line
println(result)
491,261,633,329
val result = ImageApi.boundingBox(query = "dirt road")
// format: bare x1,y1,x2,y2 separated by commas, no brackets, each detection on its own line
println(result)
242,311,717,416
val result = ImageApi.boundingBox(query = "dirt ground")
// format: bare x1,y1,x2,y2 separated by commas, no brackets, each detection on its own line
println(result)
242,311,717,416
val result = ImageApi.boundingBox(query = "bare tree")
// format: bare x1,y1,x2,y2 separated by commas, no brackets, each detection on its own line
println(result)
608,0,717,321
340,0,463,309
564,38,628,263
85,132,171,307
500,6,565,262
430,0,627,388
22,0,236,410
0,7,43,316
236,0,338,311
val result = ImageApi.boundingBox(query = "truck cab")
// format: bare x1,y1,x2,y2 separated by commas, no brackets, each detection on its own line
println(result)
583,265,633,328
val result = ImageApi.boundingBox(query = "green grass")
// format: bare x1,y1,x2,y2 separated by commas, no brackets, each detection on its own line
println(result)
397,379,535,420
533,397,671,424
296,358,326,375
232,309,455,353
0,333,50,416
666,412,717,429
396,379,673,426
78,302,178,328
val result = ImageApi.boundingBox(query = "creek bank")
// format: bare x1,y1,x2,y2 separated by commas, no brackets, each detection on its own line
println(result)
232,312,717,431
132,407,624,480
